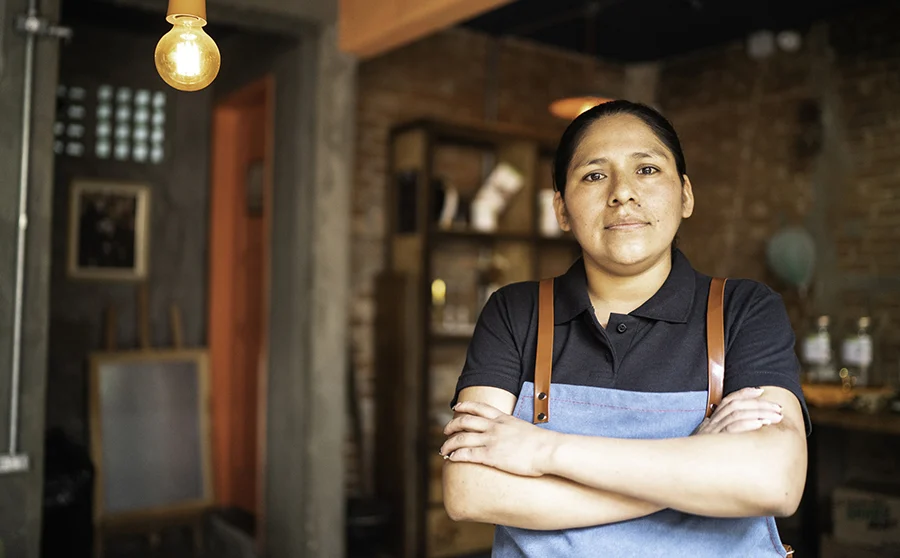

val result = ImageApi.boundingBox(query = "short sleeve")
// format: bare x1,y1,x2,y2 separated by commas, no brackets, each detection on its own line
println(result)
450,289,524,407
724,285,812,436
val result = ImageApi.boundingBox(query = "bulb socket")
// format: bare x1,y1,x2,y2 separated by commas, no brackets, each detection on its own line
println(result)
167,0,207,22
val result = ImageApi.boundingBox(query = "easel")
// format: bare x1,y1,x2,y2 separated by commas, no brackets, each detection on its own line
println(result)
105,284,185,352
95,283,205,558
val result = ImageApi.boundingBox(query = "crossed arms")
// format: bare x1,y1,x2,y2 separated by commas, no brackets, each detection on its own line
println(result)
441,385,807,530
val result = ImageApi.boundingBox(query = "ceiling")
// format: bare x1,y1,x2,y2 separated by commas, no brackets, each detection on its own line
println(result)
462,0,885,62
59,0,243,38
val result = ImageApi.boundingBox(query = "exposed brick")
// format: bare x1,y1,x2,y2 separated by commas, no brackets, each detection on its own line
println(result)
348,27,624,492
349,1,900,491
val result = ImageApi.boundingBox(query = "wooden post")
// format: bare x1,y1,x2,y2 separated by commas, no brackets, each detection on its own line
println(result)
170,304,184,349
137,283,151,350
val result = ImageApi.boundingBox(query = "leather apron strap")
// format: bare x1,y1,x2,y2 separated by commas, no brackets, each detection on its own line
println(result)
533,279,554,424
534,276,728,423
706,277,727,418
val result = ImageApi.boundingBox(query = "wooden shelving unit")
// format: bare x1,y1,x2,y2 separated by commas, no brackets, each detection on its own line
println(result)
373,119,579,558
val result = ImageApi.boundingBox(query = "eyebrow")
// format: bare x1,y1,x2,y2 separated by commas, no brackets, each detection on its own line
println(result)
577,149,669,168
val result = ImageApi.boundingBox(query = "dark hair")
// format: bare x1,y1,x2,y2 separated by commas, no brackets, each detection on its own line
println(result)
552,100,687,197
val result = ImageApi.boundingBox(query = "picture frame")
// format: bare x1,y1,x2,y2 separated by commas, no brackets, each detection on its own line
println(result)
88,349,213,532
67,179,150,281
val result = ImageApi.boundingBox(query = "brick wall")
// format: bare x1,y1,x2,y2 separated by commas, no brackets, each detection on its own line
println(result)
829,2,900,377
660,1,900,385
349,2,900,492
349,28,623,492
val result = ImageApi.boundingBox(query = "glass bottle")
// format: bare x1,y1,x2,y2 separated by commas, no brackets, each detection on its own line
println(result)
841,316,873,387
803,315,837,383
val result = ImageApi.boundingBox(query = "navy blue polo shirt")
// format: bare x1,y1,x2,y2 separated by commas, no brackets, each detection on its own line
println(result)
453,248,811,434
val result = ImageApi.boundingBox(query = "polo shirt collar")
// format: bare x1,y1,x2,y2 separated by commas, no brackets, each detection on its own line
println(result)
553,248,697,325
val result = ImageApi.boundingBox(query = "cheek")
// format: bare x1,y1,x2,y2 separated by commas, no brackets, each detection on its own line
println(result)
564,198,598,228
643,185,684,218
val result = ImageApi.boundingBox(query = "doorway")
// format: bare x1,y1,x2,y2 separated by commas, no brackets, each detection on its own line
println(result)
208,75,274,520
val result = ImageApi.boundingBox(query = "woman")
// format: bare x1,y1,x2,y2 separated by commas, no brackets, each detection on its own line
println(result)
440,100,809,557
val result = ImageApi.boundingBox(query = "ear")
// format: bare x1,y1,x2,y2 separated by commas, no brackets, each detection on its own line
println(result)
680,175,695,219
553,190,571,231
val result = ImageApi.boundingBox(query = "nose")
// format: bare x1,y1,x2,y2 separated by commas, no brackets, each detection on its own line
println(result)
607,172,639,207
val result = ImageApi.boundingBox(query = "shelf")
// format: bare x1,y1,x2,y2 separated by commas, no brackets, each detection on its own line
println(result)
382,117,573,558
431,331,474,344
537,234,580,245
394,117,559,151
809,407,900,435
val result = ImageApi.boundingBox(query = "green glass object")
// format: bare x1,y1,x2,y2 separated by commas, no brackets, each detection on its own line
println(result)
766,227,816,289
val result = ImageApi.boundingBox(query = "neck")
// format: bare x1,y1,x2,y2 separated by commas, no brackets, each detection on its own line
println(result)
583,250,674,325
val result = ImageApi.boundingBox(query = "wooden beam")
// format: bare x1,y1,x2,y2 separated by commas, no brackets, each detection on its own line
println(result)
339,0,514,58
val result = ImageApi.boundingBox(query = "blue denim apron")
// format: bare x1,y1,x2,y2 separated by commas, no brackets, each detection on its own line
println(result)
491,381,788,557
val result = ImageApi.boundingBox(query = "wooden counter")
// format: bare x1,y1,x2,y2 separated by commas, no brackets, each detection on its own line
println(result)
809,406,900,435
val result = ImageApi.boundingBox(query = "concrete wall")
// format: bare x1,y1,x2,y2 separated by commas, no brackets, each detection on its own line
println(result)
0,0,61,556
0,0,353,556
47,25,211,444
263,23,355,557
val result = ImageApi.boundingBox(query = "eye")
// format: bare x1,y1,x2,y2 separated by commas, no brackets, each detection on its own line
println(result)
583,171,605,182
637,166,659,175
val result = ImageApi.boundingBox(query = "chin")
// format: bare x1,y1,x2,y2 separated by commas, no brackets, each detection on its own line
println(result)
607,251,653,268
591,241,667,272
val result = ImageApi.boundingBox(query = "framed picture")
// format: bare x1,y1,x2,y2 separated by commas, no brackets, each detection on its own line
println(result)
67,179,150,281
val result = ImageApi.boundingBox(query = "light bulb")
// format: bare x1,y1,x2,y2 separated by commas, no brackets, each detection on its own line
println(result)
548,96,614,121
155,15,220,92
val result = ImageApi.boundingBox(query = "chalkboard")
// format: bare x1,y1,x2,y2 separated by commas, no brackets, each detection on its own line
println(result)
89,349,213,524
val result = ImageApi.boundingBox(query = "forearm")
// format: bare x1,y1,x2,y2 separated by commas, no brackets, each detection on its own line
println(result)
443,461,663,529
548,425,806,517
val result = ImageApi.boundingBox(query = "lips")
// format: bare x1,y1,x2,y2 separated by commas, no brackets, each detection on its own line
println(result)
605,220,649,230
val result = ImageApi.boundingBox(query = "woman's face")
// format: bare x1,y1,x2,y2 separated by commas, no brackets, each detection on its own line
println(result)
554,113,694,273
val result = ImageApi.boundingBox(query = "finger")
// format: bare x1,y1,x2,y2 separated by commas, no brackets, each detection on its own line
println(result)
721,408,783,426
716,388,763,418
707,398,782,429
692,418,712,435
446,447,488,466
718,418,778,434
699,413,776,435
708,405,782,432
452,401,505,420
440,432,487,457
717,388,765,412
714,399,784,419
719,387,765,406
713,410,784,433
443,414,494,437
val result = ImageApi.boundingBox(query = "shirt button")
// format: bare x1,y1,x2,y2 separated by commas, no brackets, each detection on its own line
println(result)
616,323,628,334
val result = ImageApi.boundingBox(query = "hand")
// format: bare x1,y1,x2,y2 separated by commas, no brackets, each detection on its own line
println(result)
693,387,784,435
440,401,558,477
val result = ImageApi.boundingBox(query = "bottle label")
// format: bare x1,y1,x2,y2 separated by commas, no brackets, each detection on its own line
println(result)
803,335,831,365
842,337,873,367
